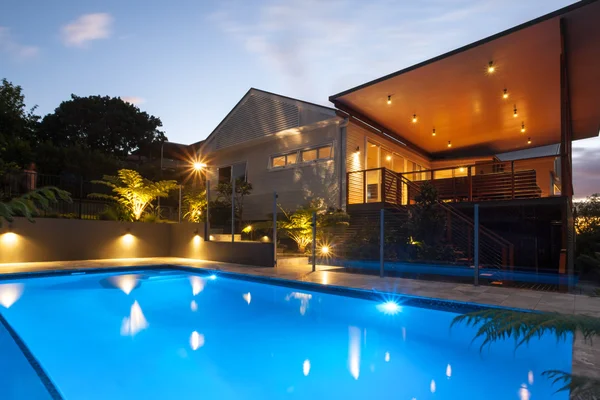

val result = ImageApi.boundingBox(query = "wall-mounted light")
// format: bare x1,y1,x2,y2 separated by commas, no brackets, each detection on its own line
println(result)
432,128,436,137
387,95,392,105
0,232,18,246
412,114,417,123
503,88,508,99
488,61,495,73
521,122,526,133
355,146,360,153
447,141,452,148
459,167,465,173
513,106,518,118
527,137,532,145
386,155,392,161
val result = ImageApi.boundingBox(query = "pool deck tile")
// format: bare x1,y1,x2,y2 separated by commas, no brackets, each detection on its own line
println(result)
1,257,600,381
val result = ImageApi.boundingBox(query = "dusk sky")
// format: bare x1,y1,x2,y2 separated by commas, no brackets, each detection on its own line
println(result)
1,0,598,198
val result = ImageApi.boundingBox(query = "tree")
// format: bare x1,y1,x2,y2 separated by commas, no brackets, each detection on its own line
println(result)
0,78,39,169
278,199,350,253
452,309,600,398
38,95,167,158
90,169,178,221
183,187,207,223
0,187,71,226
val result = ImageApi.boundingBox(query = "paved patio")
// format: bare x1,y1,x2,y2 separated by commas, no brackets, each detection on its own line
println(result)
1,257,599,380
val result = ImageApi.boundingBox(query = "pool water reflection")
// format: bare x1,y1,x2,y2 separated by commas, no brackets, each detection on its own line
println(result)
0,270,572,399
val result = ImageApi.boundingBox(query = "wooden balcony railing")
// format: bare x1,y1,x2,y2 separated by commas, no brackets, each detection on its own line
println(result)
347,155,561,206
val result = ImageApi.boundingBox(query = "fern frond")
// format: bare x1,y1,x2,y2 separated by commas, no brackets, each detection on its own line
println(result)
451,309,600,351
543,370,600,398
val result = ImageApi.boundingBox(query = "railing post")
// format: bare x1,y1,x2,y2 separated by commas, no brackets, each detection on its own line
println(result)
346,172,350,205
380,208,385,278
312,212,317,272
474,204,480,286
468,167,473,202
511,161,515,199
363,170,367,203
273,192,278,267
380,168,385,203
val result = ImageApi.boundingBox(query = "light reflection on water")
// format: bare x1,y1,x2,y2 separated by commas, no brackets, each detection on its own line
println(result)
0,283,23,308
190,276,205,296
285,292,312,315
348,326,361,380
109,275,139,295
120,300,148,337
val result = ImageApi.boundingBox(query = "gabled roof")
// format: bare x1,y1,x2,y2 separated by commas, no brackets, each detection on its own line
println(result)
330,0,600,158
201,88,337,152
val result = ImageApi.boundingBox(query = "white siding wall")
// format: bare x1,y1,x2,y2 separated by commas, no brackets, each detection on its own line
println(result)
204,121,342,221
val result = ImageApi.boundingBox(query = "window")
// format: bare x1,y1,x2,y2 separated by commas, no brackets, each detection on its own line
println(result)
271,153,297,168
317,145,332,159
301,149,317,162
272,156,286,168
232,162,247,182
218,166,231,183
270,143,333,169
218,162,247,183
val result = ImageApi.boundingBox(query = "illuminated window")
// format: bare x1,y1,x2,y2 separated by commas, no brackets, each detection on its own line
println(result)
286,153,298,165
301,149,317,162
271,153,297,168
317,145,332,159
272,156,285,168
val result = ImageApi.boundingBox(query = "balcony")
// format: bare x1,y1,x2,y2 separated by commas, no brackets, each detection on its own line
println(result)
347,155,562,206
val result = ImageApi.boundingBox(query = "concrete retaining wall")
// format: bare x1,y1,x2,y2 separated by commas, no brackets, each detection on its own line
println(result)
0,218,274,267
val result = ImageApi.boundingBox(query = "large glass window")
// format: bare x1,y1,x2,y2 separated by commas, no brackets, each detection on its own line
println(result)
218,166,231,183
232,162,247,182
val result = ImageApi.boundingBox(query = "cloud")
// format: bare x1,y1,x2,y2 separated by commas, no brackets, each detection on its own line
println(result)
572,137,600,199
121,96,146,105
61,13,113,47
0,27,39,60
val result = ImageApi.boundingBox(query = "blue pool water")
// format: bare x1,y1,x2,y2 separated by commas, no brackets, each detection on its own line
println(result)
0,269,572,399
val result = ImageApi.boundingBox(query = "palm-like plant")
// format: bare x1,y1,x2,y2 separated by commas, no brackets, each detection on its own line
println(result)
90,169,178,221
0,187,71,226
452,309,600,398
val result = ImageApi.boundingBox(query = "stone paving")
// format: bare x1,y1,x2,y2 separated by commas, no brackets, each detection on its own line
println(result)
1,257,599,380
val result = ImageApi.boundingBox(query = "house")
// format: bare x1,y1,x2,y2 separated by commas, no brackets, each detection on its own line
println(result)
198,88,343,221
196,0,600,279
327,0,600,276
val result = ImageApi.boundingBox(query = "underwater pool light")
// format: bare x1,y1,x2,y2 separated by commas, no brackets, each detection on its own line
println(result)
377,300,402,315
208,274,217,280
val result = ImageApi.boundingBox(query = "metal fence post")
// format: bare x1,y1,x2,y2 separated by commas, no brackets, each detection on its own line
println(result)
312,211,317,272
273,192,278,267
79,177,83,219
178,185,182,223
474,204,480,286
205,180,211,241
231,179,236,243
380,208,385,278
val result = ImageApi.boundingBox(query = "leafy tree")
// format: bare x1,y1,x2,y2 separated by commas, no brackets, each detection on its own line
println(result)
278,199,350,253
575,194,600,258
38,95,167,158
183,187,207,223
0,78,39,168
90,169,178,221
452,309,600,398
0,187,71,226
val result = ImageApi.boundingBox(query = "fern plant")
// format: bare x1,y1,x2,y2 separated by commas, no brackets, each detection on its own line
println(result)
452,309,600,398
0,187,72,226
90,169,178,221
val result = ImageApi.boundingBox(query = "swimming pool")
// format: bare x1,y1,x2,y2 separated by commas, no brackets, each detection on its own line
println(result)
0,268,572,399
